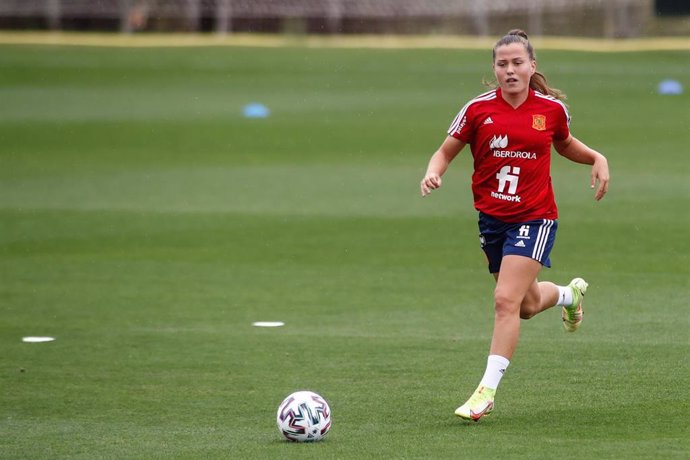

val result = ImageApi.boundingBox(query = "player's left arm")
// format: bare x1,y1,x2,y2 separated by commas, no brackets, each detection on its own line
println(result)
554,134,610,201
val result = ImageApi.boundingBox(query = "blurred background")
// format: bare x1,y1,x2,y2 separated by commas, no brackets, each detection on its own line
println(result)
1,0,689,37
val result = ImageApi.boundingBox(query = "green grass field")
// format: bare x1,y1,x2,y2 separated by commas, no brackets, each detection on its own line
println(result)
1,39,689,458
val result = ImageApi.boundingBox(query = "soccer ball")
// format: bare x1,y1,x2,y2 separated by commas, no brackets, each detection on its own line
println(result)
276,390,331,442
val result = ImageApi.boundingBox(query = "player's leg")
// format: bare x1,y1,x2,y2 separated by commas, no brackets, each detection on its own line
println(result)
519,277,588,331
489,255,542,358
501,218,588,329
519,280,558,319
455,255,540,421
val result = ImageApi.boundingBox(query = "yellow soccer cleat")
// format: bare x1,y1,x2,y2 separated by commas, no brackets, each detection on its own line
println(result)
454,386,496,421
562,278,588,332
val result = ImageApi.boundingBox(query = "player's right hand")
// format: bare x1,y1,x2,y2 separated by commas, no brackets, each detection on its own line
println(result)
420,173,442,197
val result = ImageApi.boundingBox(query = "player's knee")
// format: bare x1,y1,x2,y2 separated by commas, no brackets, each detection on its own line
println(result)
494,290,520,316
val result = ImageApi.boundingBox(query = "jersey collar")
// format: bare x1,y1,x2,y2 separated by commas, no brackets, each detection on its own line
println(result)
496,88,534,110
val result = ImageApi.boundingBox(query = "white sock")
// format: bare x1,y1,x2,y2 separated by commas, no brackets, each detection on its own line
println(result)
479,354,510,390
556,285,574,307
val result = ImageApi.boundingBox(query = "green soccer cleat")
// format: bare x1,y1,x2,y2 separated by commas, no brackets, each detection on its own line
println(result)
562,277,588,332
454,386,496,421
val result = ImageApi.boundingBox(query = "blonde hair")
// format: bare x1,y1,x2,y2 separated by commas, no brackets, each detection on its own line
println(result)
489,29,566,101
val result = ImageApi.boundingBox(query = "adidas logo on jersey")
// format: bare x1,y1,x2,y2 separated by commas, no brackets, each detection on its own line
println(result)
489,134,508,149
515,240,526,248
483,117,494,125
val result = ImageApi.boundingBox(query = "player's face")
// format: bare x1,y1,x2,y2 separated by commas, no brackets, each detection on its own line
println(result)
493,43,536,96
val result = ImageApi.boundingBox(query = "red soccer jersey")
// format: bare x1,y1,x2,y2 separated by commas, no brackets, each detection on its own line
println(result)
448,88,570,223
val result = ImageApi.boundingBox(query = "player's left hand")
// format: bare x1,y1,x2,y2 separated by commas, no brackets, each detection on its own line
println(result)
591,155,609,201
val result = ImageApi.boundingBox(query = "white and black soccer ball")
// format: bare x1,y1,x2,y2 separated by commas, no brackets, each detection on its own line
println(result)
276,390,331,442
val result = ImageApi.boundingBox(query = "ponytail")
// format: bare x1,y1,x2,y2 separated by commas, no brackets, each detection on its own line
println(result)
530,71,566,101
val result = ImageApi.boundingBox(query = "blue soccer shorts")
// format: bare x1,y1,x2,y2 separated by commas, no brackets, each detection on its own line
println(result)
478,212,558,274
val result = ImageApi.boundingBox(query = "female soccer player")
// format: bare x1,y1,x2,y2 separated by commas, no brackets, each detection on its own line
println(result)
420,29,610,421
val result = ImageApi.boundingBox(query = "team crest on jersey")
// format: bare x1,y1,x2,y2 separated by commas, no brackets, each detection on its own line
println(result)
532,114,546,131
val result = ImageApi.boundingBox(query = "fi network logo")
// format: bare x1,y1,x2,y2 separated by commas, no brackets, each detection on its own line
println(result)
489,134,508,149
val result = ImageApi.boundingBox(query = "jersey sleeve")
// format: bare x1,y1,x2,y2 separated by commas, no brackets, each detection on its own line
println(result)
553,102,571,142
447,101,474,143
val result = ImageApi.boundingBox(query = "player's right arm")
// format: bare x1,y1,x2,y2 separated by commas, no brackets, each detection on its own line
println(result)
420,136,466,197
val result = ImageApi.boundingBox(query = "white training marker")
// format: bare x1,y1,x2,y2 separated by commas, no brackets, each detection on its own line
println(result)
252,321,285,327
22,336,56,343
